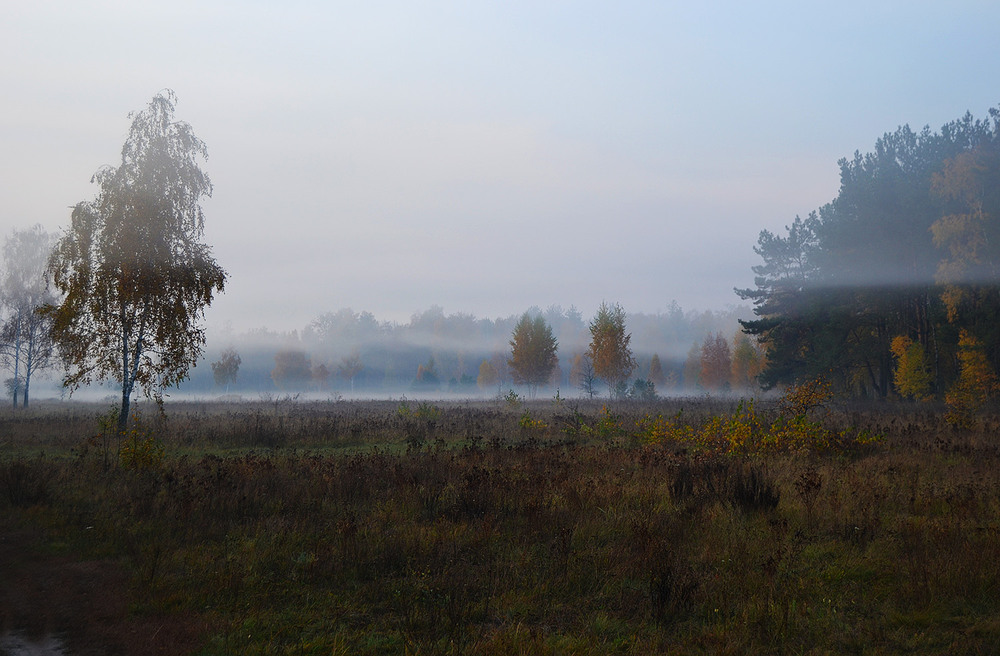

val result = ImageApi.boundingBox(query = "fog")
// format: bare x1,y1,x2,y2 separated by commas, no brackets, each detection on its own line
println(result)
4,2,999,337
3,3,1000,402
22,302,750,401
183,303,749,398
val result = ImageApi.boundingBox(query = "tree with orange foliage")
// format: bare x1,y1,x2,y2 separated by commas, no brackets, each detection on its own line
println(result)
699,332,732,392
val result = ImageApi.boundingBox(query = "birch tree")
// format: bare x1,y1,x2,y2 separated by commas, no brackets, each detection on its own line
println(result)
587,302,636,398
46,91,226,431
1,225,58,407
508,312,558,398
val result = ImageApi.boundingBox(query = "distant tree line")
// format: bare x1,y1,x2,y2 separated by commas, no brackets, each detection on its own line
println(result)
193,302,754,397
738,106,1000,410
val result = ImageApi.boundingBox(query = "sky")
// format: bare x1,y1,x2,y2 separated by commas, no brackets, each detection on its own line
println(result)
3,0,999,332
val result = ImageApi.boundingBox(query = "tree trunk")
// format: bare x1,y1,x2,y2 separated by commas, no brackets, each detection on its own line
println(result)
119,387,131,434
22,328,33,408
11,313,21,410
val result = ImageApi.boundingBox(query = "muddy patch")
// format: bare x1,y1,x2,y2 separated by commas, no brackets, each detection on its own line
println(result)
0,631,69,655
0,527,205,655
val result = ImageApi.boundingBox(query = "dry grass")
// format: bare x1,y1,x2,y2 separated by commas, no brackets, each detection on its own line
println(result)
3,396,1000,654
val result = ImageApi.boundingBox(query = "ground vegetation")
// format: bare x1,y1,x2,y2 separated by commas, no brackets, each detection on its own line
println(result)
3,395,999,654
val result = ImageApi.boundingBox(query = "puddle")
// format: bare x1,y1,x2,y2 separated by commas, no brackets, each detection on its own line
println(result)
0,632,68,656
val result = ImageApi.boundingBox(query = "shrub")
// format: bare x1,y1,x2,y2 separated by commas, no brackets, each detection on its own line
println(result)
119,412,165,471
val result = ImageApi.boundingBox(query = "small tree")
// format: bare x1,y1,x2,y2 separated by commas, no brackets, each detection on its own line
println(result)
477,359,498,392
337,351,363,391
490,352,510,395
572,353,599,399
587,302,636,398
272,349,312,390
890,335,932,401
683,342,701,390
629,378,656,401
0,225,58,408
508,312,558,398
699,332,732,392
45,91,226,431
731,332,765,391
312,363,331,390
945,330,998,427
647,353,666,388
211,347,241,392
415,357,440,387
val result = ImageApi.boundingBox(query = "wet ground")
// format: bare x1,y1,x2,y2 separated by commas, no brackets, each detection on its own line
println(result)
0,526,204,655
0,631,68,655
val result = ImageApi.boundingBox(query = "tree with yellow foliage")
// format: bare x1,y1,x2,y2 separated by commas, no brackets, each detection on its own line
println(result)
930,144,1000,325
945,330,998,427
508,312,558,398
731,332,765,391
586,302,636,399
889,336,932,401
477,359,498,392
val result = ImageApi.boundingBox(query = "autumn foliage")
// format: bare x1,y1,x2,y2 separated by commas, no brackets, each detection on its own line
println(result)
889,336,932,401
945,330,999,427
739,108,1000,403
698,332,732,391
587,302,636,397
45,91,226,431
507,313,558,397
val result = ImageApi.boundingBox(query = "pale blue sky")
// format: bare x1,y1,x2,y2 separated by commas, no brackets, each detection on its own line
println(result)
3,1,998,330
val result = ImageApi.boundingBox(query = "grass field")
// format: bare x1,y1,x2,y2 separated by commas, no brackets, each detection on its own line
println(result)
3,393,1000,654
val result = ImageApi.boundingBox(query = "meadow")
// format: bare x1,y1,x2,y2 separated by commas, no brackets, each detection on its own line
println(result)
2,391,1000,655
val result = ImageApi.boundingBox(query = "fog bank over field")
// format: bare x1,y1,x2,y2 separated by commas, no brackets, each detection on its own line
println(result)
23,302,752,403
177,303,751,398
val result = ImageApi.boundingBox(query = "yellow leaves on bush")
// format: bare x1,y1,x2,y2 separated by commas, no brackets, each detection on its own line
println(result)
777,376,832,418
640,378,881,455
518,410,548,432
595,405,622,438
118,411,165,470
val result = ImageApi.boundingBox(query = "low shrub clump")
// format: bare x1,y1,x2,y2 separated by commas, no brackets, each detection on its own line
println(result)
632,379,885,455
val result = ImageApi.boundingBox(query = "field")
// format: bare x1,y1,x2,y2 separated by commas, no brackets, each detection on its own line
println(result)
3,394,1000,655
